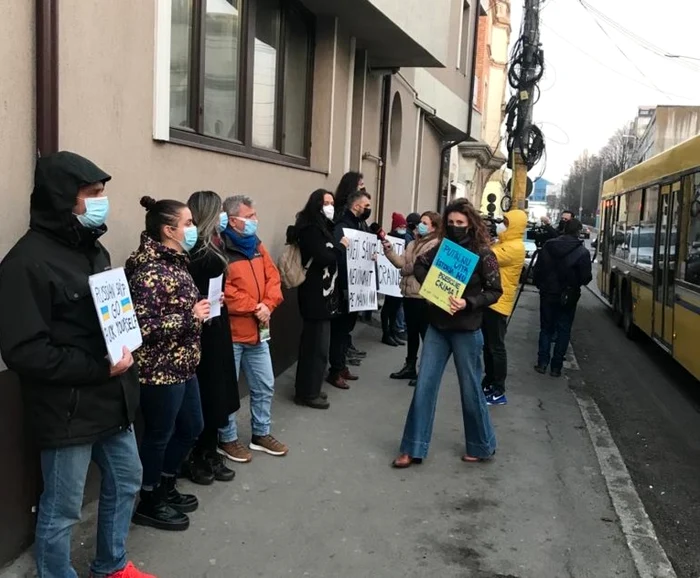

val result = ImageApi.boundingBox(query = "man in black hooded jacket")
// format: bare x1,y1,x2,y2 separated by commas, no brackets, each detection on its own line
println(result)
0,152,154,578
533,218,592,378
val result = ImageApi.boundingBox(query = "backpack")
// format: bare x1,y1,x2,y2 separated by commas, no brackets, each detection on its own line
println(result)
278,225,313,289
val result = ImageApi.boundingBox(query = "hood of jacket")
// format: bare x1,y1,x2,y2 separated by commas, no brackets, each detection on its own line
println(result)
30,151,112,247
497,209,528,243
125,232,190,278
546,234,585,258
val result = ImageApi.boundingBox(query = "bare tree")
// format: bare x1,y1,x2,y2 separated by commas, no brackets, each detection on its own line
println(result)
600,125,634,178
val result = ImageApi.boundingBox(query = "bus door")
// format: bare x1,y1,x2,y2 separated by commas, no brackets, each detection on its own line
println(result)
653,182,680,347
600,198,615,297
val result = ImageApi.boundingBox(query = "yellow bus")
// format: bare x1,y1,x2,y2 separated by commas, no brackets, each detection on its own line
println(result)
598,133,700,381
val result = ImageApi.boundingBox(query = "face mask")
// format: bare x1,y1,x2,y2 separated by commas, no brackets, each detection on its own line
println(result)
238,218,258,237
417,223,429,236
322,205,335,221
360,207,372,221
180,225,198,252
76,196,110,229
218,212,229,233
496,223,507,235
446,225,469,243
395,228,407,235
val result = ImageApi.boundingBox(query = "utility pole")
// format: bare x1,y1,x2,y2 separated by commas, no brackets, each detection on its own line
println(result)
579,171,585,217
595,160,605,229
509,0,544,211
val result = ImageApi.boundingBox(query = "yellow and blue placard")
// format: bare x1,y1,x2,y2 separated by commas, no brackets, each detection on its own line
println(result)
419,239,479,314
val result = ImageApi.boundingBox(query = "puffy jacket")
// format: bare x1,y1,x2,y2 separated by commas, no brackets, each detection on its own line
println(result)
125,233,202,385
385,234,440,299
0,152,139,449
490,210,527,316
222,232,284,344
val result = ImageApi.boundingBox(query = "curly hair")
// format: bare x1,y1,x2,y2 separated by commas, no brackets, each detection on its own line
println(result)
442,198,491,252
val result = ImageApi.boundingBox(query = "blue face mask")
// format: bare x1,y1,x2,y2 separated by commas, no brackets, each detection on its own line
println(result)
417,222,429,236
239,218,258,237
218,212,229,233
181,225,198,252
76,196,110,229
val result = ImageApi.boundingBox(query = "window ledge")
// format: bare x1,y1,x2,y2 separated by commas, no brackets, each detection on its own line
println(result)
161,133,328,176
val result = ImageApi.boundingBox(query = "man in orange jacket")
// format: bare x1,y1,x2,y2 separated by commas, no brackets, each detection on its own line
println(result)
217,195,287,463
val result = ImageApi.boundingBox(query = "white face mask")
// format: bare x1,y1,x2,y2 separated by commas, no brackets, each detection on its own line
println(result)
496,223,508,235
322,205,335,220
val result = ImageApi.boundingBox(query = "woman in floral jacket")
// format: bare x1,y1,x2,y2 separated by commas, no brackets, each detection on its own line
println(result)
126,196,210,533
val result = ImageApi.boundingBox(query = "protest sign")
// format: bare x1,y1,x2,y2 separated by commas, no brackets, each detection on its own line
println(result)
343,228,379,312
419,239,479,314
88,267,143,364
207,274,223,320
377,237,405,297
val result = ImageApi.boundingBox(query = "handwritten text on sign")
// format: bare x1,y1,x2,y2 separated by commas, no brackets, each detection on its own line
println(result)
419,239,479,314
343,228,378,312
88,267,143,364
377,237,405,297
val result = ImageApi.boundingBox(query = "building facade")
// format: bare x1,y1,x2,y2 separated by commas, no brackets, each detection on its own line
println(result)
629,105,700,167
0,0,481,565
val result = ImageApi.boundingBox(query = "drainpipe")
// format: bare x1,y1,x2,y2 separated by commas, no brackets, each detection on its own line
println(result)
377,73,392,226
437,7,481,210
36,0,59,157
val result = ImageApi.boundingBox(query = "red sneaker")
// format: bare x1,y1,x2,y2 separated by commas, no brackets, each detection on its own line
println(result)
92,561,158,578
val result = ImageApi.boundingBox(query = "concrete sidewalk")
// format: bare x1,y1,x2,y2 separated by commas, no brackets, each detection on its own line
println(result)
3,290,638,578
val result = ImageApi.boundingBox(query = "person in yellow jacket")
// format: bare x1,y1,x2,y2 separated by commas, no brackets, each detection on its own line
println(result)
482,209,527,405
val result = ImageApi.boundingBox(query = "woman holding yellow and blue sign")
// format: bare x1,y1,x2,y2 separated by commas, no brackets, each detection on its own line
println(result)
392,198,502,468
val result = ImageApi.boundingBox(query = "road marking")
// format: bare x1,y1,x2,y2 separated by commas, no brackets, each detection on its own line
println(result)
573,389,677,578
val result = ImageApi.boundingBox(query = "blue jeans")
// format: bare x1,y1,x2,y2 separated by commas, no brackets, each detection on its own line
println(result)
219,341,275,441
400,326,497,459
139,376,204,487
35,429,142,578
537,294,577,371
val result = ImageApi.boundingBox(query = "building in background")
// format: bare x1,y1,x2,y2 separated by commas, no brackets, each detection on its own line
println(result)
0,0,482,565
527,177,550,221
453,0,511,211
628,105,700,167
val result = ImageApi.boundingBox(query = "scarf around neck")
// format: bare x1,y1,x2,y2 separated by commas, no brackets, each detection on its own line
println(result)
223,227,258,259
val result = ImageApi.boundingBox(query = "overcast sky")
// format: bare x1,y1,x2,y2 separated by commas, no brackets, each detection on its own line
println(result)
508,0,700,183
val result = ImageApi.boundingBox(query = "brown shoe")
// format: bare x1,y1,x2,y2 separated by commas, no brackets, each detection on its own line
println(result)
340,368,358,381
250,435,289,457
326,374,350,389
391,454,423,468
217,440,253,463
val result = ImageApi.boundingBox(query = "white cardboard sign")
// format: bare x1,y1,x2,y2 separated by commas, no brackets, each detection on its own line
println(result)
377,237,405,297
343,228,379,312
88,267,143,365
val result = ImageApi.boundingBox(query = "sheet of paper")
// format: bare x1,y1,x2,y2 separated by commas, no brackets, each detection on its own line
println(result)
207,274,223,320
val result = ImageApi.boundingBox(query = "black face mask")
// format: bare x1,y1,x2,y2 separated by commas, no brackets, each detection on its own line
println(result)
360,207,372,221
446,225,469,243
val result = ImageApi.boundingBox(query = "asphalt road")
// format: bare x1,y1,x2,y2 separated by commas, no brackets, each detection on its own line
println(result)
569,287,700,578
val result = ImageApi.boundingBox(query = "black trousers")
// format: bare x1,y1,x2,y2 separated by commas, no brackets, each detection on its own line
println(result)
481,308,509,393
329,311,358,374
381,296,402,336
295,319,331,400
193,422,218,455
403,298,429,362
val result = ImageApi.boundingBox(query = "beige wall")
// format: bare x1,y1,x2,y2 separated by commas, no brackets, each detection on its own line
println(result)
415,124,442,213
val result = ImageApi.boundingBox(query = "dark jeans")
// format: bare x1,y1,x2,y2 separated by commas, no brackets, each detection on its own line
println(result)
381,296,402,335
139,376,204,488
482,308,508,393
329,311,358,374
403,298,429,361
295,318,331,400
537,293,578,371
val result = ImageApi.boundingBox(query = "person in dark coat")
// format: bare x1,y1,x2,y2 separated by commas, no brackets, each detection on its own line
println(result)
327,189,373,390
293,189,347,409
533,218,592,377
183,191,241,482
0,152,154,578
380,212,409,347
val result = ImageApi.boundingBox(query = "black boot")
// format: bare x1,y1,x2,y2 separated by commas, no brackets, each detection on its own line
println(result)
408,379,417,387
382,333,399,346
180,451,216,486
205,451,236,482
392,333,406,346
161,475,199,513
132,486,190,531
390,359,417,380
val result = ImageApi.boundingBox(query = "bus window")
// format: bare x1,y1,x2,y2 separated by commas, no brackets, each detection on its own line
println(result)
684,175,700,286
640,185,659,268
613,194,628,260
625,189,643,265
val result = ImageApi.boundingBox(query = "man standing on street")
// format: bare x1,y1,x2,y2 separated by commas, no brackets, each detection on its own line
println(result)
0,152,154,578
217,195,287,463
533,218,592,377
482,210,527,405
327,189,373,390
